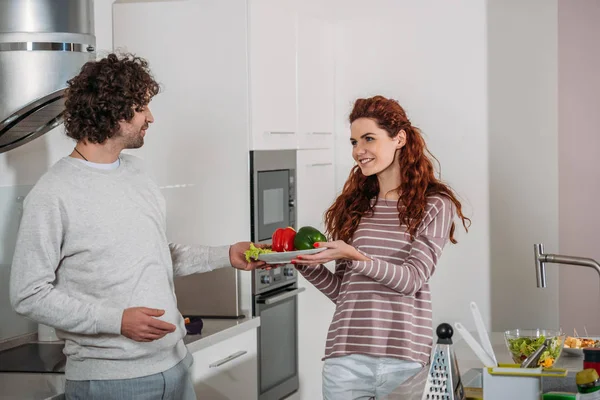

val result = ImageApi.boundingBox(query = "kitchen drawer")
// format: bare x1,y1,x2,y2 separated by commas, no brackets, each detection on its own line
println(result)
190,328,258,400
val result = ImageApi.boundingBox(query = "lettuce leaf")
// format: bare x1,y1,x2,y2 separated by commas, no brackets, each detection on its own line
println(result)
244,243,273,262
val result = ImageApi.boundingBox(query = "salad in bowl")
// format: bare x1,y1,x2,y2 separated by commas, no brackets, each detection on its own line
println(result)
504,329,565,368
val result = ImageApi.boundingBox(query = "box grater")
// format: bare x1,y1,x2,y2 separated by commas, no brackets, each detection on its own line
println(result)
422,323,466,400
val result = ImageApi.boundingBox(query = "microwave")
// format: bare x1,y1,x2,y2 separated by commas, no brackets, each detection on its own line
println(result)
250,150,296,243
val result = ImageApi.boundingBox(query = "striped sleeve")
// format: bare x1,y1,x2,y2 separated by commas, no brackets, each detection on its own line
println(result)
296,260,348,303
349,196,454,296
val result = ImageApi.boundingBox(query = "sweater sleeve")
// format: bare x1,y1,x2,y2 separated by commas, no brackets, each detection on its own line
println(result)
349,196,454,296
169,244,232,277
296,260,348,303
10,189,123,335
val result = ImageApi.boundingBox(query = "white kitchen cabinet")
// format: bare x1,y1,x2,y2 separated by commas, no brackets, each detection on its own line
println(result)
295,148,337,400
112,0,251,240
296,273,335,400
249,0,298,150
190,328,258,400
297,15,335,150
296,149,336,233
113,0,255,313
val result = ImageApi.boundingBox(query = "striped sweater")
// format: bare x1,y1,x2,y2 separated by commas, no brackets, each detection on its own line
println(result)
297,195,454,365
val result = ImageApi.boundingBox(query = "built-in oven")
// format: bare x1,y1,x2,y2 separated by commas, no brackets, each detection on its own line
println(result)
250,150,303,400
253,275,304,400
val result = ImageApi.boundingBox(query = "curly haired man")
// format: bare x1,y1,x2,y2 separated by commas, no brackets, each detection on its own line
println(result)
9,53,264,400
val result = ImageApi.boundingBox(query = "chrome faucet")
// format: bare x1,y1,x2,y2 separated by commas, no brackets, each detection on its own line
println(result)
534,243,600,288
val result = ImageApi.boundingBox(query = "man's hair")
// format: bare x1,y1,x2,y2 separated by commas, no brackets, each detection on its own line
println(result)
63,53,160,143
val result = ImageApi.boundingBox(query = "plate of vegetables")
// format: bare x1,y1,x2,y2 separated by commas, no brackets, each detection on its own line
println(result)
244,226,327,264
504,329,565,368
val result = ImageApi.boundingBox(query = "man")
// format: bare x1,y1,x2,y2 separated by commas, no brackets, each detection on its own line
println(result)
9,53,264,399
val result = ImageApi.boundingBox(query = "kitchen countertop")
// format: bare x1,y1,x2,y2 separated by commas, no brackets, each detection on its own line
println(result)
3,327,581,400
0,316,260,400
384,331,584,399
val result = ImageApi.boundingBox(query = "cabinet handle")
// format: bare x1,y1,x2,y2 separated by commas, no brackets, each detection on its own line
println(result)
308,131,332,135
309,162,333,167
209,350,248,368
268,131,295,135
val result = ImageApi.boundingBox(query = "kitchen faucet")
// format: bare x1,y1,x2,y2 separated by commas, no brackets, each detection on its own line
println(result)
534,243,600,288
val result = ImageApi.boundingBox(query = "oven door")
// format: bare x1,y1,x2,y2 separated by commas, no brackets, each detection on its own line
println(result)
256,169,291,242
255,285,305,400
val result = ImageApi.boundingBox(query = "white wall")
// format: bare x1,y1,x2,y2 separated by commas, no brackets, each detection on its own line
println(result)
558,0,600,334
330,0,491,333
0,0,115,340
488,0,559,331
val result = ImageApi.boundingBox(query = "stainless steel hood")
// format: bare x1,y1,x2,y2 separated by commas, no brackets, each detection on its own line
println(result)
0,0,96,153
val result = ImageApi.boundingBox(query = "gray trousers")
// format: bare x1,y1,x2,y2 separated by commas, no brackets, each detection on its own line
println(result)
65,353,196,400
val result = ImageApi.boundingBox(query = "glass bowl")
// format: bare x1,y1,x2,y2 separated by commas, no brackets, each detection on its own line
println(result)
504,329,565,368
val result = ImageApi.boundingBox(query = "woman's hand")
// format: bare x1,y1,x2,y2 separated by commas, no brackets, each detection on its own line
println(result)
292,240,370,266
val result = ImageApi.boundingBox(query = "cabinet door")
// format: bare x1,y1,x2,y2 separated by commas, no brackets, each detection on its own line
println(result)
297,15,334,150
249,0,298,150
296,151,336,400
112,0,251,242
191,328,258,400
296,149,336,233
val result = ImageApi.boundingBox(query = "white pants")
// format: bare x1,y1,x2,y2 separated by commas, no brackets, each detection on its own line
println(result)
322,354,422,400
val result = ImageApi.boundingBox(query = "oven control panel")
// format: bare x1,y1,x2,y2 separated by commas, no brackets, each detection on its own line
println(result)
253,265,297,294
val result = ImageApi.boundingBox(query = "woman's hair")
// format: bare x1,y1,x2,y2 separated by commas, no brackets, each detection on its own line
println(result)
325,95,470,243
64,53,160,143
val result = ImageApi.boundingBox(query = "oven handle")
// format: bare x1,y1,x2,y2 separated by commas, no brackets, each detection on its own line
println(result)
258,287,306,305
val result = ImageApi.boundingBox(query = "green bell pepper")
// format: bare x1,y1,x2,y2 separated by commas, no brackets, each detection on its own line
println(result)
294,226,327,250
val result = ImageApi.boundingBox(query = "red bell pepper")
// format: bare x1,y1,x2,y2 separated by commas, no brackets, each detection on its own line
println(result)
271,227,296,252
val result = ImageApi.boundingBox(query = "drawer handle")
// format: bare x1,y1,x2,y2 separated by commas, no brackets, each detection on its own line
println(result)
310,162,333,167
209,350,248,368
308,131,332,135
268,131,295,135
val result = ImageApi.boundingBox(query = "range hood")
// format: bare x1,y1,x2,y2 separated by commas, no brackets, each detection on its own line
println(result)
0,0,96,153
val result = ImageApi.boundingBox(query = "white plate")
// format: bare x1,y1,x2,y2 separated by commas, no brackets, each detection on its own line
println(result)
563,336,600,356
258,248,326,264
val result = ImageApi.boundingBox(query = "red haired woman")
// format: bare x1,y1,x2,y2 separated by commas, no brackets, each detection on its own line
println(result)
293,95,470,399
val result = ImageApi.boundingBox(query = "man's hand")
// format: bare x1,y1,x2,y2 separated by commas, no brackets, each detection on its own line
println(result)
121,307,177,342
229,241,268,271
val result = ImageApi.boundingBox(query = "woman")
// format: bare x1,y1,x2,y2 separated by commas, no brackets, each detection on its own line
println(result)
293,95,470,399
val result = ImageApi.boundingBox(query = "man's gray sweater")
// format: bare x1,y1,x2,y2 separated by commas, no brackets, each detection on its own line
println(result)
10,155,231,380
